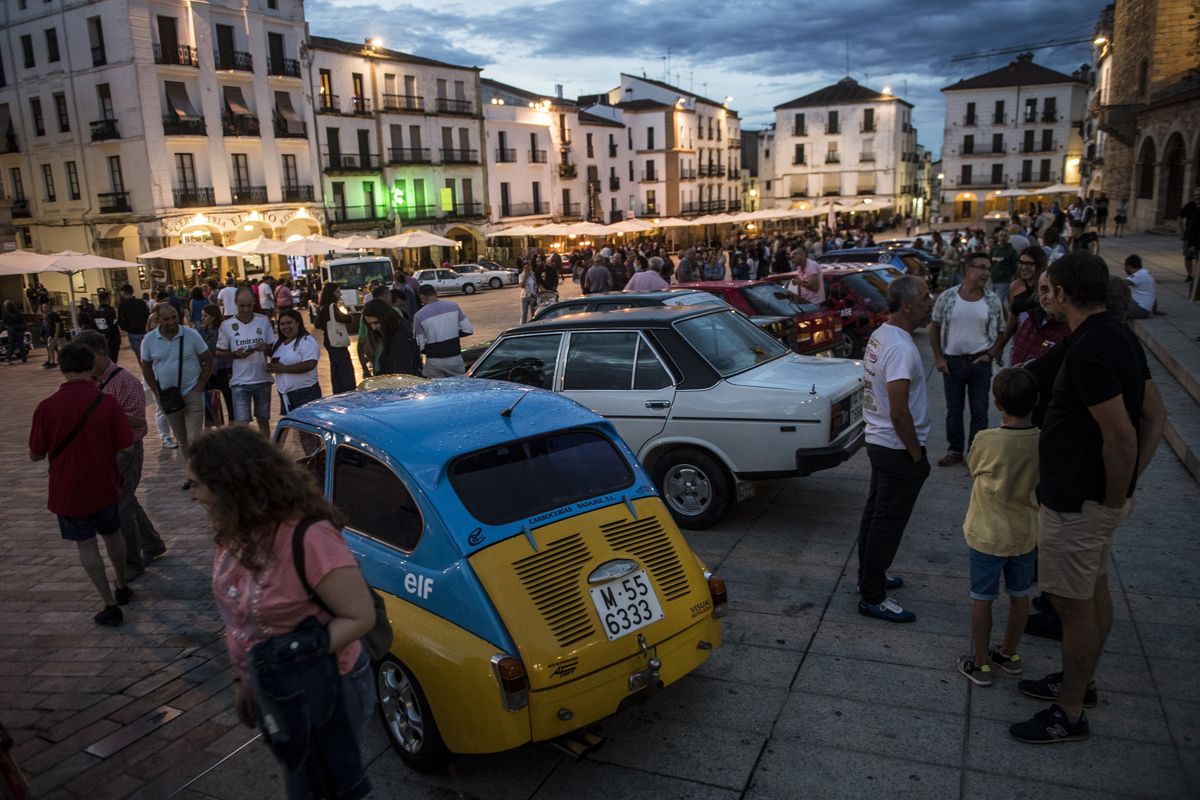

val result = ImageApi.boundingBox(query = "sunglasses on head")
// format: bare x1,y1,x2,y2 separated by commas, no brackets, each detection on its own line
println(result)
1018,259,1037,265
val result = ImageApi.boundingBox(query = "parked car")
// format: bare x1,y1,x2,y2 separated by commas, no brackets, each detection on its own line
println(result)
413,268,486,295
278,379,727,770
533,289,798,351
767,263,903,358
819,247,942,285
453,263,519,289
469,306,865,529
675,280,845,357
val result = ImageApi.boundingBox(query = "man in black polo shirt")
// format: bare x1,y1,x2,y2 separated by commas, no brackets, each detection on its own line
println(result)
1010,252,1166,744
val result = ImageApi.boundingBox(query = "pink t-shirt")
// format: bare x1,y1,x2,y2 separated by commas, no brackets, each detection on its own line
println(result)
275,284,294,308
213,518,363,682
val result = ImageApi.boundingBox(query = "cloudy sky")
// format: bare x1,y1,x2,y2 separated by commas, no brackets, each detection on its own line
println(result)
309,0,1109,158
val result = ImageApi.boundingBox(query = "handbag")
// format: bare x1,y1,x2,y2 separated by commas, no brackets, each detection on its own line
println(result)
326,306,351,349
158,336,186,415
291,517,394,661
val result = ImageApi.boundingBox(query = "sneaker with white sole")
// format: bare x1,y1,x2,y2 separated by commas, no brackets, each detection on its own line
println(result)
857,595,916,623
162,437,178,450
989,647,1023,674
957,656,993,686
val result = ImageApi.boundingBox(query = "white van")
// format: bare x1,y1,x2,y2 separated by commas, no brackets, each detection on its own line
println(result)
320,256,394,314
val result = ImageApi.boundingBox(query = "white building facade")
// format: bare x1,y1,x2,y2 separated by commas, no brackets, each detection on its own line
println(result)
768,77,917,220
0,0,323,297
940,54,1088,222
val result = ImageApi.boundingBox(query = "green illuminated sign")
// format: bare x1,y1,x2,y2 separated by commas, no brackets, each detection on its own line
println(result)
391,183,406,208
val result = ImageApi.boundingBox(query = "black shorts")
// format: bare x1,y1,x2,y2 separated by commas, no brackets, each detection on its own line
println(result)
57,504,121,541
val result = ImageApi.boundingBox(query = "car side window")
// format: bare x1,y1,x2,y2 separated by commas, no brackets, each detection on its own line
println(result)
332,446,423,552
437,269,456,280
634,337,673,390
416,271,432,281
472,334,562,389
277,426,326,487
535,306,577,321
562,331,638,391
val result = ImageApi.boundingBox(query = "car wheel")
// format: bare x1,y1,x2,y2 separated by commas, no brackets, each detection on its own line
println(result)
462,283,476,295
837,329,857,359
376,656,448,772
847,331,869,359
652,448,731,530
489,277,503,290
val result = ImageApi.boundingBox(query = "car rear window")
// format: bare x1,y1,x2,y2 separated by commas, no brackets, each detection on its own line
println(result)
740,283,804,316
674,309,788,376
450,430,634,525
834,270,900,311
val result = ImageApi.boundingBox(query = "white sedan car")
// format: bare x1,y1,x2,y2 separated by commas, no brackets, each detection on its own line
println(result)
453,263,519,289
413,268,486,295
468,305,865,529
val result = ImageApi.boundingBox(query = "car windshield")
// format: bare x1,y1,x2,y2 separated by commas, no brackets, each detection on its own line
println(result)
325,261,390,290
450,429,634,525
740,283,805,316
675,309,788,376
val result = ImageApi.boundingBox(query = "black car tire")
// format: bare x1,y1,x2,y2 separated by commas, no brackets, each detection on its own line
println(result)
462,283,476,295
652,447,731,530
376,656,449,772
489,277,503,290
837,329,857,359
848,330,868,359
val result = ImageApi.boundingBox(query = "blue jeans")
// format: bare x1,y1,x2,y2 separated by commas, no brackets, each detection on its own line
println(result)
232,381,272,422
942,355,992,454
127,333,145,362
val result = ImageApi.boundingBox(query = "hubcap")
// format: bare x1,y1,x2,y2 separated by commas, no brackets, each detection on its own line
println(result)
663,464,711,516
376,661,425,754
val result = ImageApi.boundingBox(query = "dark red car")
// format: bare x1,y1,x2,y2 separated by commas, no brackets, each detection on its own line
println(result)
675,279,846,357
765,263,903,358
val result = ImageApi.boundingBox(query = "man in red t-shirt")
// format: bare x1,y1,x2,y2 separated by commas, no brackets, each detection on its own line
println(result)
29,343,136,626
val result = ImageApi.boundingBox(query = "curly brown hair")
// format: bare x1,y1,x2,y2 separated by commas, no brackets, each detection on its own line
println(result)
188,425,345,571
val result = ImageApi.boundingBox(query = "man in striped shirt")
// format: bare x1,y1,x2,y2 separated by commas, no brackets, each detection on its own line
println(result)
413,285,474,378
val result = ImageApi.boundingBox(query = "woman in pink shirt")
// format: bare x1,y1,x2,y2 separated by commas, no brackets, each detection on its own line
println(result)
188,426,376,798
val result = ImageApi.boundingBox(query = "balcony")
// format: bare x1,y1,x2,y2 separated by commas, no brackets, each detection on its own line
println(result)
441,148,479,164
163,116,206,136
1097,103,1138,145
12,199,31,218
213,50,253,72
963,115,977,126
327,205,389,226
792,157,807,165
992,113,1006,124
639,170,660,182
860,152,875,162
729,168,742,179
501,202,549,218
712,165,726,177
825,124,840,135
230,185,268,205
173,187,215,208
434,97,474,115
273,115,307,138
397,204,438,223
317,94,340,114
382,94,424,112
680,168,697,180
608,177,620,191
281,184,314,202
529,149,548,163
448,202,483,218
953,177,1004,188
825,152,840,163
1023,111,1038,123
822,190,840,197
608,143,619,157
856,187,877,196
860,123,876,133
557,163,577,179
790,191,809,198
267,57,302,78
642,205,658,216
681,201,699,214
349,96,372,116
1019,173,1058,186
561,203,581,218
97,191,130,213
322,152,382,172
559,133,573,147
792,125,807,136
1042,111,1058,123
90,119,120,141
387,147,431,165
495,148,517,163
730,138,742,148
92,45,106,67
154,44,199,67
222,114,260,137
1021,142,1056,153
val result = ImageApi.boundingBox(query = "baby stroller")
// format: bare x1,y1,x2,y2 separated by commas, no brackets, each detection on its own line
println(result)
534,290,559,313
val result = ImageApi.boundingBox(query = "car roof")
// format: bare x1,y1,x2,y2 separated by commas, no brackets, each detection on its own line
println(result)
286,378,610,477
513,304,721,332
551,288,710,303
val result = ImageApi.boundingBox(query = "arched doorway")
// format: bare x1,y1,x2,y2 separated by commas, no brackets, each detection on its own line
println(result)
954,192,976,221
1161,133,1187,221
444,225,482,262
1136,138,1157,203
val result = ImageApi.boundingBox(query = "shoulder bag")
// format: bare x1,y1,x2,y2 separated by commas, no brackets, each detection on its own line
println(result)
291,517,394,661
157,336,187,414
326,306,351,349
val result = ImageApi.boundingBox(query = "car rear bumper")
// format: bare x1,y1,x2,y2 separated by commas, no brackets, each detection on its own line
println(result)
796,427,865,476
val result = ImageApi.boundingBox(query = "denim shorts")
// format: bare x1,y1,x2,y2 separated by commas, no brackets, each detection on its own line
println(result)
58,503,121,541
232,381,272,422
969,547,1036,601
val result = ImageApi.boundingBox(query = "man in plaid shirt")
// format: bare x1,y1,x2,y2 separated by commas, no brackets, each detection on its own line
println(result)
76,331,166,580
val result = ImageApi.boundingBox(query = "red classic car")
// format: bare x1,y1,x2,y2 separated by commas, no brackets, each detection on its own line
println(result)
674,280,845,357
765,263,903,358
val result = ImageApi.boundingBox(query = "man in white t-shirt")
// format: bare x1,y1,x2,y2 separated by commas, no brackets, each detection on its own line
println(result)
217,280,239,318
928,251,1006,466
215,288,276,435
1123,254,1155,319
257,277,277,322
857,275,934,623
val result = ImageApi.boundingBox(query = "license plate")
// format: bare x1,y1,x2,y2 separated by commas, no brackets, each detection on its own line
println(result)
850,391,863,424
735,479,756,501
589,570,665,641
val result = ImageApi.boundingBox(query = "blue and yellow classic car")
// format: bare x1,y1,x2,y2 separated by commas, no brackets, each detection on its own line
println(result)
277,378,726,769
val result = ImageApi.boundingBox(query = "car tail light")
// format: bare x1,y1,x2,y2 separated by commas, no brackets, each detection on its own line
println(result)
492,655,529,711
705,572,728,618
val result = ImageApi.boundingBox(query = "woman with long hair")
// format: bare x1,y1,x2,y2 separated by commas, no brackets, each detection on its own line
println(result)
315,282,356,394
199,304,233,424
268,308,322,414
189,426,376,799
361,298,420,377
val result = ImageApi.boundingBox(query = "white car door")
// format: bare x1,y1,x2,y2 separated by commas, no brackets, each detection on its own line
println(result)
435,269,461,292
558,331,676,455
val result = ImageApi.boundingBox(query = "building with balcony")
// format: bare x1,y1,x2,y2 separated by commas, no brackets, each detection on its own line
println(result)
580,74,742,220
0,0,323,296
308,36,486,256
940,53,1087,222
768,77,918,222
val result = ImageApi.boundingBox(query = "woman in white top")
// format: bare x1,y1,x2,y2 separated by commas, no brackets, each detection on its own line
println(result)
267,308,322,414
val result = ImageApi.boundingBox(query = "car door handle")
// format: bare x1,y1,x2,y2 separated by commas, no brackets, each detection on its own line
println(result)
645,400,671,409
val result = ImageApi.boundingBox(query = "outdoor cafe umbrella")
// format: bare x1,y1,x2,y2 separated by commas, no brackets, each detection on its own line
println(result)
607,218,657,234
331,234,383,250
375,231,460,249
274,235,343,258
484,224,539,238
1037,182,1082,196
226,236,288,255
0,249,141,331
562,221,613,237
137,242,245,260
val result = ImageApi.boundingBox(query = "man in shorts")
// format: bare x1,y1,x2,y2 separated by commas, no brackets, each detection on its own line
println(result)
29,343,136,625
1009,252,1166,743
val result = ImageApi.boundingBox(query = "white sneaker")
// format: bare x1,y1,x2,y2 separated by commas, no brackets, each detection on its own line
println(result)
162,437,178,450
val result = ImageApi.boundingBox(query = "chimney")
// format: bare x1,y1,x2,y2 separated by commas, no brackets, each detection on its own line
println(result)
555,84,563,99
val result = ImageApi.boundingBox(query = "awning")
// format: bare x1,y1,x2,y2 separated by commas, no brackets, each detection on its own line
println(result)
165,82,200,119
223,86,252,117
274,92,304,134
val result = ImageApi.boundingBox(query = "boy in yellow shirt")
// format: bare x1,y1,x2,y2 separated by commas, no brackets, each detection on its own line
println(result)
958,368,1040,686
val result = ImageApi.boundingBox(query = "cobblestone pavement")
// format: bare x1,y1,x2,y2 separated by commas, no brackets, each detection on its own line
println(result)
1,241,1196,799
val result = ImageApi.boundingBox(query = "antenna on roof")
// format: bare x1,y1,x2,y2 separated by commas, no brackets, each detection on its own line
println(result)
666,45,672,82
845,34,850,76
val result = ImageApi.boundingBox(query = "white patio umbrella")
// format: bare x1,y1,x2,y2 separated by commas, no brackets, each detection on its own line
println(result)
375,230,460,249
1037,182,1082,196
994,188,1029,197
651,217,697,228
524,223,574,236
562,221,613,236
607,218,658,233
137,242,245,260
331,234,383,250
274,235,343,257
0,249,141,331
484,224,539,238
226,236,288,255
